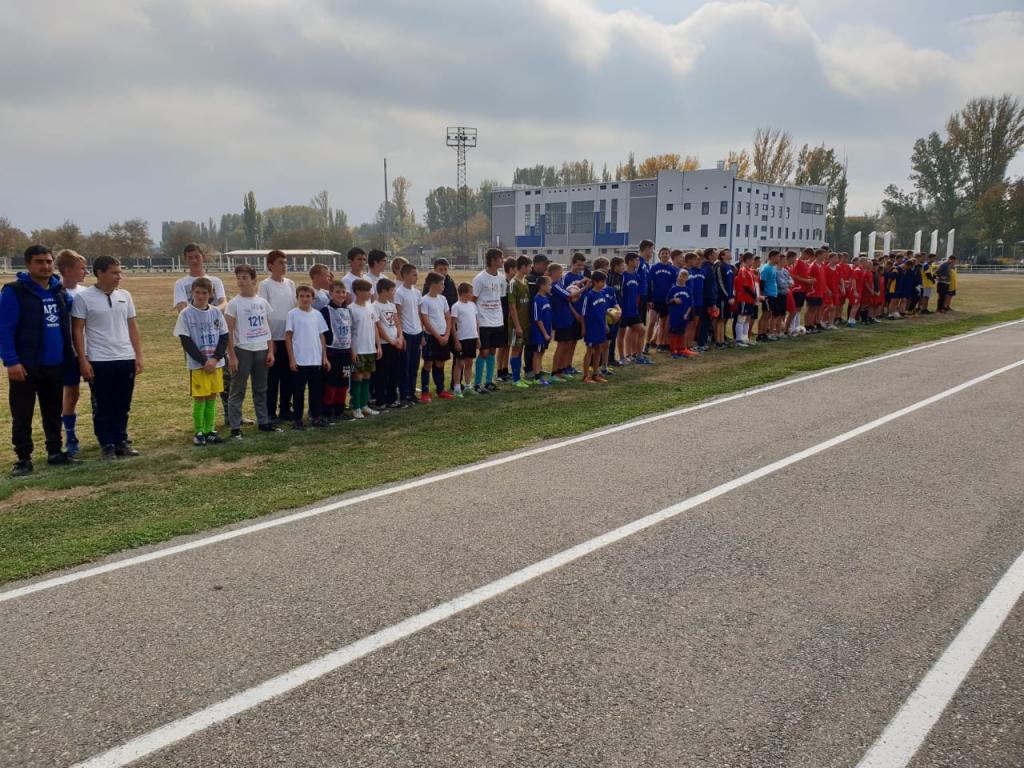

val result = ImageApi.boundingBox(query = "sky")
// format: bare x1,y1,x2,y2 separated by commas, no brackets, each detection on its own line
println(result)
2,0,1023,239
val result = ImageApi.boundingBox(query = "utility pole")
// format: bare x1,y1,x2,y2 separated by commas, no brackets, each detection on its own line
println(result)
383,157,389,253
446,127,477,258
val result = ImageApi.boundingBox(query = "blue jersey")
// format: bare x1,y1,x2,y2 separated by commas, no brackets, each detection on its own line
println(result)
621,271,641,318
666,285,691,332
530,294,552,345
759,263,778,298
603,284,618,308
637,257,651,299
550,279,574,329
650,262,679,304
687,269,705,308
701,260,719,306
563,271,586,314
713,261,735,300
581,288,609,345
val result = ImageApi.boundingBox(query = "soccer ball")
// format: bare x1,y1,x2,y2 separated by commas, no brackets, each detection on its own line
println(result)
796,325,807,335
606,306,622,326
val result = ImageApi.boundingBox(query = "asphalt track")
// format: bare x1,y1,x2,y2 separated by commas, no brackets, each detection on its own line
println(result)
2,322,1023,767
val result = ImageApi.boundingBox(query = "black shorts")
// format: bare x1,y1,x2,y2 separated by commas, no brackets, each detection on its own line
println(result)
769,295,787,315
806,296,823,307
423,336,450,362
454,337,478,359
63,357,81,387
621,316,642,328
554,324,582,342
652,301,668,318
716,299,734,319
737,302,758,319
478,325,506,350
792,292,806,309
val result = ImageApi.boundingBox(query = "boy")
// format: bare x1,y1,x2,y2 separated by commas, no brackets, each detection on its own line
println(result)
682,253,704,353
619,253,645,363
561,253,591,373
530,276,554,385
347,278,382,417
366,249,388,299
450,282,480,396
285,285,330,429
341,247,368,295
423,257,458,306
309,263,333,309
472,248,508,393
645,247,675,352
419,272,454,402
321,280,353,420
920,253,937,314
605,256,625,368
496,257,516,381
394,263,423,404
580,271,609,384
549,263,577,378
712,250,735,349
258,249,296,422
56,248,88,455
175,277,229,445
507,255,532,388
592,257,617,377
225,264,278,439
733,252,758,348
373,277,404,408
666,269,693,358
805,249,827,332
71,256,143,461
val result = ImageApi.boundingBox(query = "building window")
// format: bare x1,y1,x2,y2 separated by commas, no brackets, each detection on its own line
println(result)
801,202,813,214
814,203,824,215
720,201,728,214
571,200,594,234
611,183,619,189
682,224,691,232
700,224,708,237
786,207,791,218
683,202,691,210
771,205,775,216
772,190,776,196
745,224,750,237
545,202,567,235
736,224,741,236
610,198,618,232
665,225,673,233
746,202,751,215
666,203,674,211
701,201,710,215
785,228,789,238
524,206,531,227
599,199,607,227
754,203,759,215
719,223,727,237
599,184,607,190
770,226,774,237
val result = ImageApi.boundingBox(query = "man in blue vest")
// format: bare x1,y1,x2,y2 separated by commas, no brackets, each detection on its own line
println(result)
0,244,78,476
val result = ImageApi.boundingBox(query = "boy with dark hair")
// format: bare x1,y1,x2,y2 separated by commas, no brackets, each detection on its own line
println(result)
2,245,77,475
419,271,454,401
697,248,719,351
561,252,591,374
580,271,609,384
341,247,367,294
366,249,388,299
507,255,532,387
258,249,296,422
394,263,423,404
348,278,382,417
648,247,678,352
733,252,758,348
530,276,554,385
373,277,404,408
472,248,508,393
496,256,516,381
450,282,480,396
712,249,735,349
225,264,277,439
56,248,88,455
667,269,693,358
321,280,353,420
920,253,937,314
71,255,143,461
637,239,654,339
548,263,574,379
285,285,330,429
682,252,704,354
603,256,624,372
424,257,458,306
175,277,230,445
620,252,645,364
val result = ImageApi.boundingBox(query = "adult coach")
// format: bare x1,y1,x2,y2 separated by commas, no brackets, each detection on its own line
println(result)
472,248,507,393
71,256,143,461
0,245,77,476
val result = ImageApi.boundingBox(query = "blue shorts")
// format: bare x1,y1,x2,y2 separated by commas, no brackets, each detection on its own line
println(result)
585,331,607,347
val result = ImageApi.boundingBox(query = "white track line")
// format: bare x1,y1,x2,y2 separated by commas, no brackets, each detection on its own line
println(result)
856,547,1024,768
2,319,1021,606
69,357,1024,768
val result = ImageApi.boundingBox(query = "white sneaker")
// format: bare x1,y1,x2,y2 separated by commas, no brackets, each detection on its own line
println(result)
351,409,364,419
362,407,379,417
847,319,858,327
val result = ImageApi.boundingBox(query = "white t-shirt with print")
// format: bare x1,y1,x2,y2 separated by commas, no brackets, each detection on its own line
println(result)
471,270,507,328
285,307,328,367
173,304,228,370
450,300,479,341
348,302,379,355
173,274,226,308
225,295,273,352
374,301,399,344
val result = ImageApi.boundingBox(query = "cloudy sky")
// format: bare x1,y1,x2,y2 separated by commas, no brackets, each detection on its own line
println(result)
2,0,1023,238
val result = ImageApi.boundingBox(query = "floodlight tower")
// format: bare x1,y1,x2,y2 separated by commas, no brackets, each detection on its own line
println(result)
447,126,477,256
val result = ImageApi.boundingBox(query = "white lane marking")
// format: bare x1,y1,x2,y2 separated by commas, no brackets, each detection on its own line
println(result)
2,319,1021,606
856,548,1024,768
69,357,1024,768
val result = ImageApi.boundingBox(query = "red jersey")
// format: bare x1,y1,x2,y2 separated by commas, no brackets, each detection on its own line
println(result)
791,258,811,294
735,267,758,303
809,262,827,298
827,265,841,295
838,262,853,293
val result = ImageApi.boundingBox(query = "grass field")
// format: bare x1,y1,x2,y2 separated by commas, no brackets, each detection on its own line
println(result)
1,272,1022,585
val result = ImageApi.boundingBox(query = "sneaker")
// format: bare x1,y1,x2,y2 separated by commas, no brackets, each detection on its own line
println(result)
642,344,651,354
258,423,283,433
583,376,595,384
47,451,79,466
847,319,858,327
682,349,698,358
514,380,529,389
538,377,551,387
715,342,727,350
65,437,80,457
736,340,751,348
594,375,609,383
351,409,364,419
453,389,464,398
419,393,433,403
193,432,207,447
658,344,670,352
11,459,33,477
464,387,479,395
101,445,118,461
437,391,455,401
567,367,580,376
549,375,564,383
388,401,407,409
609,358,623,367
637,356,653,365
115,442,140,458
484,382,498,392
474,385,490,394
205,431,225,444
231,428,243,440
362,406,381,415
241,417,256,425
671,353,683,359
312,418,329,428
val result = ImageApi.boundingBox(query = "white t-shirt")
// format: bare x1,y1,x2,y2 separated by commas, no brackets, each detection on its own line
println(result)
349,302,379,355
450,300,479,341
173,274,226,308
394,285,423,334
341,271,365,294
173,304,228,370
225,295,273,352
285,307,328,367
420,294,450,337
65,284,87,298
257,277,297,341
366,271,384,299
472,270,507,328
70,286,137,362
374,301,399,344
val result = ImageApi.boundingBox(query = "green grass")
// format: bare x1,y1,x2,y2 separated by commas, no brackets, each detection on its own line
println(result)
1,274,1022,585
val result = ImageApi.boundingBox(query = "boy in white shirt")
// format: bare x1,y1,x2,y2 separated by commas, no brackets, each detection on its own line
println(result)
309,263,332,309
373,277,405,408
366,249,388,299
257,250,296,423
56,248,88,455
285,285,330,430
174,277,229,446
225,264,278,439
450,282,480,397
340,247,367,295
418,271,455,402
348,278,381,418
471,248,507,393
394,263,423,404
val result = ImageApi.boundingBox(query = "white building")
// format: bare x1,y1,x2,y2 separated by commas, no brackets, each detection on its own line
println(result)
490,165,828,259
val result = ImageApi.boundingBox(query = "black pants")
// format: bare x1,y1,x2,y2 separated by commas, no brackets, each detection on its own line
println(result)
373,344,401,405
267,340,294,420
291,365,323,422
89,359,136,448
9,365,64,461
697,307,712,347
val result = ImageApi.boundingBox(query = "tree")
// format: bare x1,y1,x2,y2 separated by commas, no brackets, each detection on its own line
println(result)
947,95,1024,205
614,152,638,181
390,176,412,240
831,165,848,250
424,186,461,231
910,131,965,235
724,149,751,178
1006,178,1024,252
635,153,699,177
0,217,29,260
243,190,262,248
751,127,795,184
161,220,207,258
795,144,846,247
881,185,929,248
558,160,596,185
601,163,611,182
106,219,153,265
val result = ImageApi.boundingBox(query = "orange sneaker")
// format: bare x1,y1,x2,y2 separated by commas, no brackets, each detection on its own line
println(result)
594,375,609,383
682,349,698,358
419,393,433,403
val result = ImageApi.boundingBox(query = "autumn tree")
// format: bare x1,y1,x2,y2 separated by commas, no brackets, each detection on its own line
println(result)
947,95,1024,205
751,127,795,184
